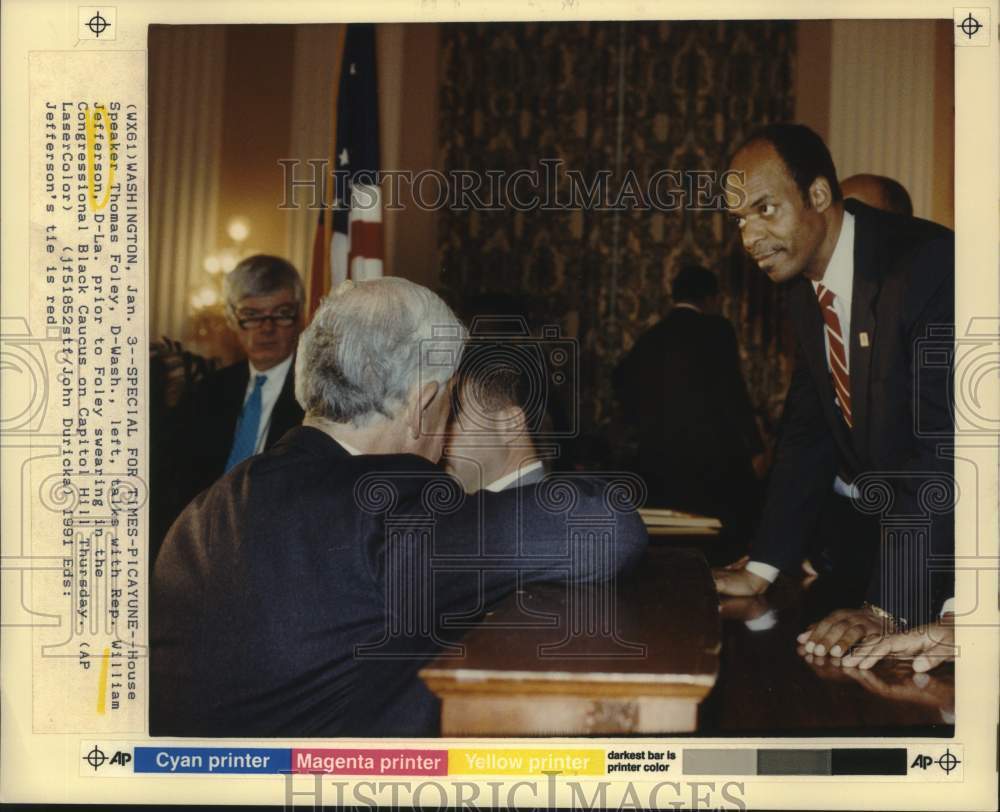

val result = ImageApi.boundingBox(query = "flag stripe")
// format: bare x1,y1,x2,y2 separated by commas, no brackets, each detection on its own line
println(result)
331,231,349,289
307,211,327,314
307,23,382,315
351,257,384,282
331,24,383,286
349,221,383,261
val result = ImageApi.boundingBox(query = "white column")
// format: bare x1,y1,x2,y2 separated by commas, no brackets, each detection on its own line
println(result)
828,20,936,219
148,26,225,340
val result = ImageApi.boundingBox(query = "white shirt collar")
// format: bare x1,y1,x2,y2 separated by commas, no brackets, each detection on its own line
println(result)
301,415,365,456
811,210,855,304
333,436,363,456
485,460,544,493
248,353,294,392
673,302,702,313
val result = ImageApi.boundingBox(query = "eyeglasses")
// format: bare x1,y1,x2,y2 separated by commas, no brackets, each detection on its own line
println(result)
233,307,299,330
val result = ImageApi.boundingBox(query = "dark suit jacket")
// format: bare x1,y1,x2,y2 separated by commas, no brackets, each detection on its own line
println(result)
754,199,954,624
151,358,305,560
614,307,763,528
150,426,647,737
181,358,304,495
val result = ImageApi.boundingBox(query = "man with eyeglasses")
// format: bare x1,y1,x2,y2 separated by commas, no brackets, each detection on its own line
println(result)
218,254,305,471
159,255,306,555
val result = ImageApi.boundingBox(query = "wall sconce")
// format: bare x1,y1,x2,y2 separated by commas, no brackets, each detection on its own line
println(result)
190,286,220,310
193,217,253,314
219,250,240,274
227,217,250,244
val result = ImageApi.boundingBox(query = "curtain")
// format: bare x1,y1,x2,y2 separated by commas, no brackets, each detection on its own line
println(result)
148,26,226,342
438,21,796,465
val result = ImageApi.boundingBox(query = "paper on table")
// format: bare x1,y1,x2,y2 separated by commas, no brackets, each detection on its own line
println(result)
638,508,723,529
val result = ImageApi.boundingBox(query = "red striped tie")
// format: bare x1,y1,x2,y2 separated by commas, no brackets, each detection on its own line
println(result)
816,283,853,429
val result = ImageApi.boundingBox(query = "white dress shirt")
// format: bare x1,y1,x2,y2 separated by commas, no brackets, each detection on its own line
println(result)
485,460,545,493
331,435,363,456
242,354,294,454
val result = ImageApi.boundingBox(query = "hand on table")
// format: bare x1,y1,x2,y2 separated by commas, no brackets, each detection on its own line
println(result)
796,645,864,682
840,616,956,672
796,606,886,660
798,608,957,671
798,646,955,716
712,557,769,597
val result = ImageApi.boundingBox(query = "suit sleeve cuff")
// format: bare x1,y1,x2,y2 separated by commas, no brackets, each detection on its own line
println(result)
744,609,778,631
940,597,955,617
746,560,780,583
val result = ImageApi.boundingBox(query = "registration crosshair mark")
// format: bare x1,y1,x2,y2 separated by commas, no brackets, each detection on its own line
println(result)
86,11,110,37
84,745,107,771
936,749,960,775
956,13,982,39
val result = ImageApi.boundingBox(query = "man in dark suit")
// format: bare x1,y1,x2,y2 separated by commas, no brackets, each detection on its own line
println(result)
614,264,764,535
841,173,913,217
714,124,954,667
151,277,647,737
152,255,305,558
443,328,549,494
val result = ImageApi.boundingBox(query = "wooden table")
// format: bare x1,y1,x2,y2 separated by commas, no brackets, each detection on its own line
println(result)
419,546,721,736
420,536,954,738
695,574,955,736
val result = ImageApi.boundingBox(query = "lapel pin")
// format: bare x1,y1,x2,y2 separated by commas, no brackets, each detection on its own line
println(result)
859,332,870,347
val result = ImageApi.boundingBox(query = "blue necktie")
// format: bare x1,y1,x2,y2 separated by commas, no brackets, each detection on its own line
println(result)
225,374,267,472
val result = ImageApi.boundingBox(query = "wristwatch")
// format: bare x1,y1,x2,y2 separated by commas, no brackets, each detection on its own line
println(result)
863,601,909,632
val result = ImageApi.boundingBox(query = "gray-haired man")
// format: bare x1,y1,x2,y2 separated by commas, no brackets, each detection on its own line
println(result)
219,254,305,470
151,277,648,737
159,255,306,544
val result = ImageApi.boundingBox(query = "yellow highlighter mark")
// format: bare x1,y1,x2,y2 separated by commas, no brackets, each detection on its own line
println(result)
96,646,110,714
86,105,116,212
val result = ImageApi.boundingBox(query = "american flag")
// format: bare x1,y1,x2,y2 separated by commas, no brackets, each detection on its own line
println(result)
307,24,383,316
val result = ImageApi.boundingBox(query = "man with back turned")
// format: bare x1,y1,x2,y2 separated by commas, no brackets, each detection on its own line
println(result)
614,264,764,536
151,277,647,736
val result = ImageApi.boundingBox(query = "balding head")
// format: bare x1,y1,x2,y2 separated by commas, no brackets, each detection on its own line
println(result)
841,174,913,217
